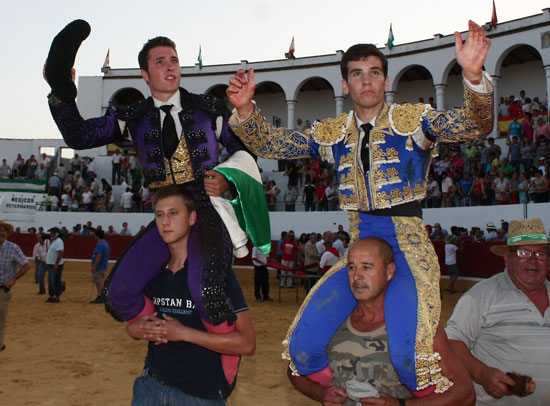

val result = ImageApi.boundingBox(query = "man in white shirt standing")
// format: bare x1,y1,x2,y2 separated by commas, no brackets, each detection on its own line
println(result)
251,245,272,302
33,233,49,294
40,153,51,169
112,151,122,185
444,235,461,293
81,186,94,212
325,181,338,211
60,190,70,212
45,227,64,303
441,171,454,208
425,174,441,208
120,187,134,213
119,177,128,192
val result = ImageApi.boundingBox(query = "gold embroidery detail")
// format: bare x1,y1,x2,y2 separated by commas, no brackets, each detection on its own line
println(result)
423,78,493,142
311,112,352,145
338,193,357,210
149,138,195,189
372,145,399,164
338,151,355,170
390,103,425,135
230,107,312,159
464,79,494,135
339,171,355,187
371,105,392,145
372,180,428,209
347,212,361,243
372,167,400,185
393,216,451,392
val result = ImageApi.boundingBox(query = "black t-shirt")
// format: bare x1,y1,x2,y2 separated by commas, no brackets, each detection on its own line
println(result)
143,263,247,399
303,184,316,202
286,161,298,186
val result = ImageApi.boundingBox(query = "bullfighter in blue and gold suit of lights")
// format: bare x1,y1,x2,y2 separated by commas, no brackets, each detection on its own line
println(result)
227,23,493,396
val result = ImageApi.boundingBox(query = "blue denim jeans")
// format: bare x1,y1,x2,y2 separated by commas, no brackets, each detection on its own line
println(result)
47,264,64,297
132,370,226,406
35,260,46,293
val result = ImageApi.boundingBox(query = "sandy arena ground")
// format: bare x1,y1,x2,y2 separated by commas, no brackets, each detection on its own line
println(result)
0,261,476,406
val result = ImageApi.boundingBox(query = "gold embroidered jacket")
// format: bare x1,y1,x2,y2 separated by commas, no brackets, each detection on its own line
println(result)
230,77,493,211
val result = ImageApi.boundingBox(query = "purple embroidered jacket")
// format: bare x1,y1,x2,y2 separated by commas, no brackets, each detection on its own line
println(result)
49,88,247,325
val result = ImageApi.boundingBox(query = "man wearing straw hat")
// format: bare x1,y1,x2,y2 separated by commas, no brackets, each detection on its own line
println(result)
0,220,30,352
446,218,550,405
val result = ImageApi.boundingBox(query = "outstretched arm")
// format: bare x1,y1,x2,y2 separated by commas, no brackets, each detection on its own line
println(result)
45,20,125,150
44,19,91,102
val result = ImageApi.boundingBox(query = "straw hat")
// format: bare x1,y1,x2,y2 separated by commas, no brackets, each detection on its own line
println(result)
490,218,550,256
0,220,14,235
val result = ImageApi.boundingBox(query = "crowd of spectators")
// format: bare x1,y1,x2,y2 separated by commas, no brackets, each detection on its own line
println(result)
263,157,337,212
427,220,511,244
424,89,549,208
497,90,546,119
0,152,53,181
1,150,155,213
273,226,350,291
19,221,141,238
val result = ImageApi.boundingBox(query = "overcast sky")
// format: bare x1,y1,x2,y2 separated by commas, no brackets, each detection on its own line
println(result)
1,0,547,140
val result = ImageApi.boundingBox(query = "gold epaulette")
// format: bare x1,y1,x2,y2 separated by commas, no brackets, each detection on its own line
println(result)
389,103,428,136
311,111,353,146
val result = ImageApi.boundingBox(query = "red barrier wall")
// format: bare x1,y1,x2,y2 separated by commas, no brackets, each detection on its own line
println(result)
9,234,505,278
9,233,133,261
433,241,505,278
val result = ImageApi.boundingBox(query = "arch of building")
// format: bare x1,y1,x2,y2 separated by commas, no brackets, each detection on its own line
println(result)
76,9,550,139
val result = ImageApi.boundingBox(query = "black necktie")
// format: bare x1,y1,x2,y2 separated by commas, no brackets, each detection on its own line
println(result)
360,123,373,171
160,104,178,159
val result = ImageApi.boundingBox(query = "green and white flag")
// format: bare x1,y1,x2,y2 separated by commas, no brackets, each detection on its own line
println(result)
214,151,271,254
197,45,203,69
0,179,47,193
387,23,394,50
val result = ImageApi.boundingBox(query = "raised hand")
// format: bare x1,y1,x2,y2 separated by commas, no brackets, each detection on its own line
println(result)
455,20,491,82
226,69,256,119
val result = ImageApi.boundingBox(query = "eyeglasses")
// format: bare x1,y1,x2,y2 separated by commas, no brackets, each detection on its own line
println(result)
513,248,549,261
